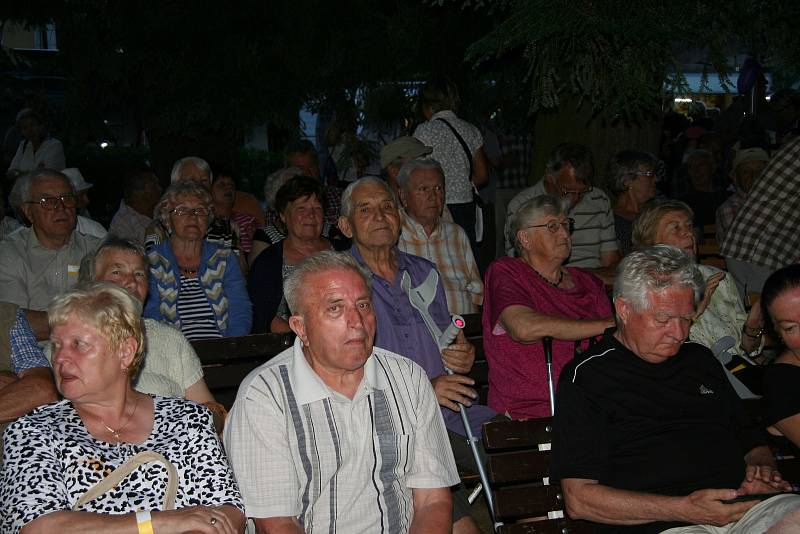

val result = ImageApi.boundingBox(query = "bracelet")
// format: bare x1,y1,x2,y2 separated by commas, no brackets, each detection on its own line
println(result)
743,325,764,338
136,510,154,534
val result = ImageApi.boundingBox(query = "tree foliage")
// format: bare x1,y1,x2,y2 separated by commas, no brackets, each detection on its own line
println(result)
463,0,800,123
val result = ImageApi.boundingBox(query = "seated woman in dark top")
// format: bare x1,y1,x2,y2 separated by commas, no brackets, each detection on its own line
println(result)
608,150,659,257
761,263,800,452
248,176,347,333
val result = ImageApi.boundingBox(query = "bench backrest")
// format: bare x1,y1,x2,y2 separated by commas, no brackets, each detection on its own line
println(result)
191,333,295,408
483,417,592,534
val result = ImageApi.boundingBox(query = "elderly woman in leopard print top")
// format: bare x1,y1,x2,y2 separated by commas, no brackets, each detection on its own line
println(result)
0,282,244,533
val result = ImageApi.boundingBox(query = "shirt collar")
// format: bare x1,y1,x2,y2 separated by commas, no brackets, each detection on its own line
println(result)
26,226,76,251
288,336,390,406
401,208,440,238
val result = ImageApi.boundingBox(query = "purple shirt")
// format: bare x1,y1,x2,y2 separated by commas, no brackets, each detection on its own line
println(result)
351,245,496,436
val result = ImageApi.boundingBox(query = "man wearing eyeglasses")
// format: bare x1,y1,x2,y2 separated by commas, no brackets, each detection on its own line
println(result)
504,143,619,283
0,169,101,338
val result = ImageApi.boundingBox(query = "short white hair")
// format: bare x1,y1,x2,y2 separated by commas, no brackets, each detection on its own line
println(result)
170,156,213,184
284,251,372,316
339,176,396,219
613,244,704,311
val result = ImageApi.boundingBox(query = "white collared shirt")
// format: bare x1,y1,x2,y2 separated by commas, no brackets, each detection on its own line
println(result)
224,337,459,532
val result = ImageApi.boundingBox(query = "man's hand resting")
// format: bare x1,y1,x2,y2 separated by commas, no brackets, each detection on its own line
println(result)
680,488,759,526
739,465,792,495
431,374,476,412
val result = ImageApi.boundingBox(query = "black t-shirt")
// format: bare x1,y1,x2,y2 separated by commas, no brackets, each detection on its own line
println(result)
551,329,766,534
763,363,800,427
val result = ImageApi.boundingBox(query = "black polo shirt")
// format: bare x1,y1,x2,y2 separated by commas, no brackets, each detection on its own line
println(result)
551,329,765,534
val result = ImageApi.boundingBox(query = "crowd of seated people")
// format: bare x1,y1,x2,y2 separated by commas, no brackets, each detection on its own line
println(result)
3,84,800,533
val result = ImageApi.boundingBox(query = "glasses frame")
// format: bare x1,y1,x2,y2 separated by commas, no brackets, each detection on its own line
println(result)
171,206,211,218
552,180,593,198
25,194,77,211
525,218,575,234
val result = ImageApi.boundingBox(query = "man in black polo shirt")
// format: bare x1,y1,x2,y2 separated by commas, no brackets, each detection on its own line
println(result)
552,245,800,534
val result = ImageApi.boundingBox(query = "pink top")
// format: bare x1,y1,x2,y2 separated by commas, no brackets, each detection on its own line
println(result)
482,256,613,419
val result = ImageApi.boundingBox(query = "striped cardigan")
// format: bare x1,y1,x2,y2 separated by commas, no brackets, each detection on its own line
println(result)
144,240,252,336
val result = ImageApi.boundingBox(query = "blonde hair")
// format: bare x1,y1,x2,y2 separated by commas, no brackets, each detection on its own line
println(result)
631,199,694,249
48,281,146,377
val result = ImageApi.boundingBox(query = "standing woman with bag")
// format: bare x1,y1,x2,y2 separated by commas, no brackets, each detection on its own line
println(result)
0,282,244,534
413,78,490,251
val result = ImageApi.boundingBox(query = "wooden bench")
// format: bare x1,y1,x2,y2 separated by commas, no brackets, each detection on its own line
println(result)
483,417,591,534
461,313,490,405
192,333,295,409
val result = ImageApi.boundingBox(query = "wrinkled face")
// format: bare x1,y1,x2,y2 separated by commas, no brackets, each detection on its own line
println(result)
22,175,77,244
95,249,149,302
339,182,400,250
400,168,445,225
282,194,324,240
547,165,592,210
767,287,800,352
519,212,572,262
211,175,236,207
287,152,320,178
177,163,212,189
169,193,210,239
51,315,131,402
290,269,376,375
625,164,658,204
654,210,695,260
617,285,696,364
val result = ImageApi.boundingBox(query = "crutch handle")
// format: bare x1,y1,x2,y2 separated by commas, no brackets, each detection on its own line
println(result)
543,336,553,364
439,314,465,350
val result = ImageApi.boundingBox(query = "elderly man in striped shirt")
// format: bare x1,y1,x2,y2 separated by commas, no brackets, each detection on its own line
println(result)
225,251,459,533
397,158,483,315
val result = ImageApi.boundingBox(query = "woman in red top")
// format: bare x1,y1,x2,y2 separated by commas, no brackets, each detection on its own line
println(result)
483,194,615,419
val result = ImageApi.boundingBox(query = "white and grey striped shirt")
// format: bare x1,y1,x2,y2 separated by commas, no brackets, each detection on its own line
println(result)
224,338,459,533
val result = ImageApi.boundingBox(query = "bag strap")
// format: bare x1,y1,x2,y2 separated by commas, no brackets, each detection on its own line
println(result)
436,117,474,181
72,451,179,511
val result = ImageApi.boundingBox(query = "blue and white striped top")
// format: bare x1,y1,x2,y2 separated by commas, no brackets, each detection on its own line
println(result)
177,276,222,341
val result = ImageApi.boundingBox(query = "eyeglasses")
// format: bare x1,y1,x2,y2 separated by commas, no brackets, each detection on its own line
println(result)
171,206,210,217
525,218,575,234
413,184,444,195
632,170,658,179
552,182,593,198
25,195,77,210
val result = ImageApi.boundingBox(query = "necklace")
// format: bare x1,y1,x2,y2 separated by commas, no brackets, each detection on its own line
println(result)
101,396,139,442
179,264,199,275
531,266,564,288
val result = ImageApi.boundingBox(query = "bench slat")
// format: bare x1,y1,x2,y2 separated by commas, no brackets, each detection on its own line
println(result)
489,450,551,485
192,333,294,365
483,418,555,452
498,519,593,534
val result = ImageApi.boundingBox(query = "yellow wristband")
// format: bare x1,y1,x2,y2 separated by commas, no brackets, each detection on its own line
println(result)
136,511,154,534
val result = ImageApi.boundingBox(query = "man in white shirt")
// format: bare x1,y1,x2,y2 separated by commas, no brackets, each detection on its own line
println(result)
225,251,459,533
505,143,619,283
0,170,100,338
6,109,65,181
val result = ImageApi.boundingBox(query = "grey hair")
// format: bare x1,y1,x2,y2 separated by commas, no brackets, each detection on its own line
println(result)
508,195,566,256
263,166,304,209
170,156,213,184
155,181,214,232
14,169,74,211
340,176,396,219
613,244,705,311
79,235,147,283
284,251,372,316
396,158,444,191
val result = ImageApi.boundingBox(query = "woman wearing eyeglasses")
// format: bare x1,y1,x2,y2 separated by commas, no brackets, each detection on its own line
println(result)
144,181,252,340
608,150,660,257
483,195,615,419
